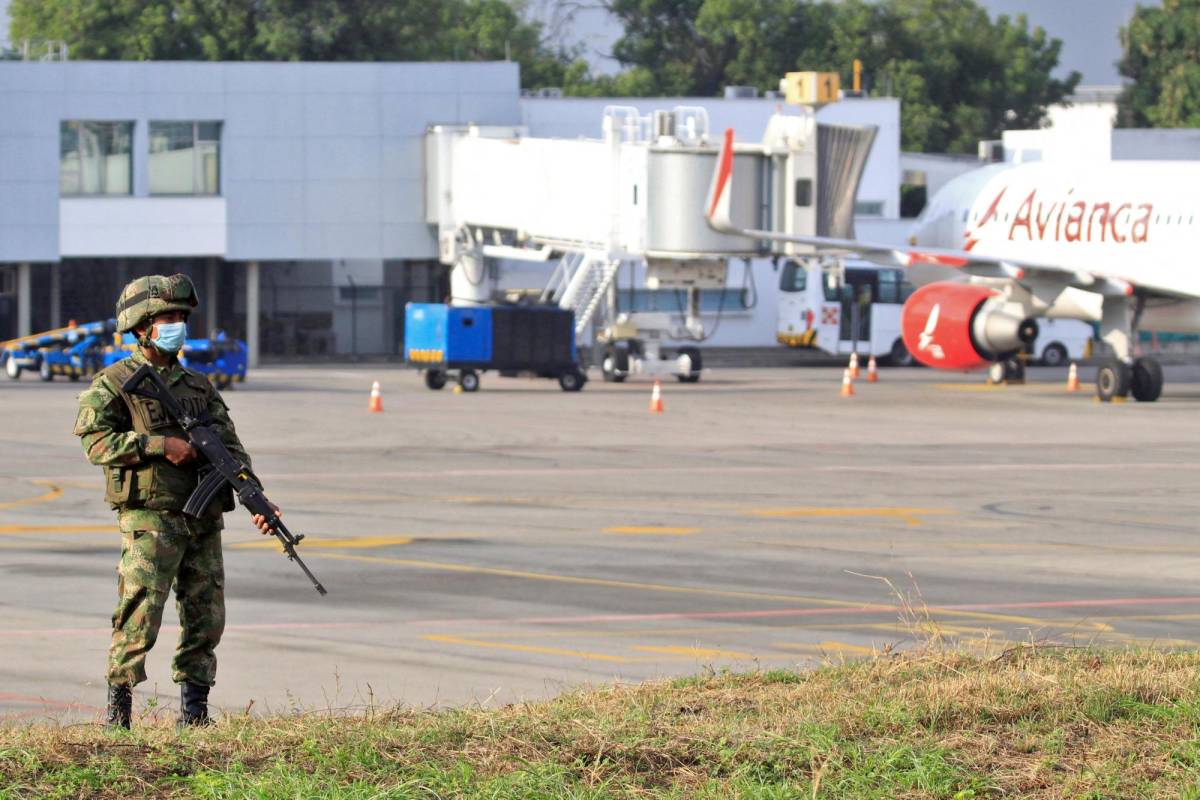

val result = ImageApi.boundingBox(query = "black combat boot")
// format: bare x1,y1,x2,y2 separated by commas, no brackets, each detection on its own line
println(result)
106,684,132,730
179,681,212,726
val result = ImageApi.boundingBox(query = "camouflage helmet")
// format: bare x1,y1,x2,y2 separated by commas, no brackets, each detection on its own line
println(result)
115,274,199,333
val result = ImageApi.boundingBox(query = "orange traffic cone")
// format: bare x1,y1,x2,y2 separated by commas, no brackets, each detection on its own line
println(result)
866,355,878,383
368,381,383,412
1066,362,1081,392
848,352,860,379
840,368,855,397
649,380,664,414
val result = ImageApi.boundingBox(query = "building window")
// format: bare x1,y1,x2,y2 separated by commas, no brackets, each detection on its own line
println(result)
60,121,133,195
149,121,222,195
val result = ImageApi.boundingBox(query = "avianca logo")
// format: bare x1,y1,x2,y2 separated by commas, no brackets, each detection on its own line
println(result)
918,304,944,360
971,188,1154,245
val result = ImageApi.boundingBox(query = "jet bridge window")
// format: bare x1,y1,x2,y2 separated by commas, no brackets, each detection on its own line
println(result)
795,179,813,207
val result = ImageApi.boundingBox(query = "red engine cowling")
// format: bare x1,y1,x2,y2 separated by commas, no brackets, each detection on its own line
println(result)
900,282,997,370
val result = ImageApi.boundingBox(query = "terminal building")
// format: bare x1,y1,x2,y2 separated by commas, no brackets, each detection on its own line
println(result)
0,61,902,362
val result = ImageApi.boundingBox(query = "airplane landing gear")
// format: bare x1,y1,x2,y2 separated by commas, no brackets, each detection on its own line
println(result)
1096,359,1132,402
1097,296,1162,402
987,357,1025,385
1131,356,1164,402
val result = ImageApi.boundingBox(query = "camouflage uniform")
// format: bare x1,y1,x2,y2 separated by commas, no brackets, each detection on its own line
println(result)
75,276,255,691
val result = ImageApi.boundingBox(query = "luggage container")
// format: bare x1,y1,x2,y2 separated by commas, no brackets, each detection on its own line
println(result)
405,303,587,392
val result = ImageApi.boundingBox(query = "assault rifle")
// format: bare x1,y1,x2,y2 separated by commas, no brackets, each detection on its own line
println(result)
121,364,327,595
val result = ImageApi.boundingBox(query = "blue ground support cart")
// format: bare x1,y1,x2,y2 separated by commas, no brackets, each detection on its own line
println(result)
2,319,116,382
405,303,587,392
104,332,249,389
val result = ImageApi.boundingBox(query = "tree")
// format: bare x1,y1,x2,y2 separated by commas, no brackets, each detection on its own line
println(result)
603,0,1079,154
8,0,590,90
1118,0,1200,127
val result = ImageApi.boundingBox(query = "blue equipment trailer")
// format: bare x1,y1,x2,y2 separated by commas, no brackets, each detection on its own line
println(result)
405,303,587,392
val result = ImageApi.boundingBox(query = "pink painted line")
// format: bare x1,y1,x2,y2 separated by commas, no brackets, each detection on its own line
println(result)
8,597,1200,640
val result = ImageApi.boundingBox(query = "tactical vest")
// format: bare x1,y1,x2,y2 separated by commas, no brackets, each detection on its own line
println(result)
101,358,230,518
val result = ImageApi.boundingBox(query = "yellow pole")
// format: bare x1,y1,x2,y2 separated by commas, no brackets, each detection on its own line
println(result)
853,59,862,93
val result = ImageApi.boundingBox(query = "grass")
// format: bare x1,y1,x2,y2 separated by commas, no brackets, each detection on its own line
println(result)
3,648,1200,798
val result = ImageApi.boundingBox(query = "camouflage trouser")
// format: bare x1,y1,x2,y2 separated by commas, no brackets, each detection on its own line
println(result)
108,509,225,688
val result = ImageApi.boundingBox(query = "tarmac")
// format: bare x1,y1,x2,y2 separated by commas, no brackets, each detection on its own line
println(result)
2,362,1199,723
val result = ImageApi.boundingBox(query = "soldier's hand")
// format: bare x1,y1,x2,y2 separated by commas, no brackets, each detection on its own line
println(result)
252,504,280,535
164,437,199,466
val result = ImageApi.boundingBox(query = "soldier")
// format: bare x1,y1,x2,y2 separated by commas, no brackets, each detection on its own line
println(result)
74,274,276,729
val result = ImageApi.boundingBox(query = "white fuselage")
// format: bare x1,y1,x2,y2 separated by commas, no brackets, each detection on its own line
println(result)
911,162,1200,304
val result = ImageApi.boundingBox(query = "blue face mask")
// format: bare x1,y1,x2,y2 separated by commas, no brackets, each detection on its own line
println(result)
151,321,187,354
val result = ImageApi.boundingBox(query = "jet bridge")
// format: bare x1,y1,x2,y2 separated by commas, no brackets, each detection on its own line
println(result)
424,105,875,381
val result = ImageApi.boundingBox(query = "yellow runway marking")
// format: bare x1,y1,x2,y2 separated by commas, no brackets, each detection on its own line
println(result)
313,552,1082,630
0,524,112,535
633,645,753,659
748,507,953,527
423,634,686,664
0,481,64,511
230,535,413,551
318,551,864,606
604,526,701,536
776,641,878,656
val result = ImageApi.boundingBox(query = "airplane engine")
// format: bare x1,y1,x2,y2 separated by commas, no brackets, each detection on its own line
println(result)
901,281,1038,370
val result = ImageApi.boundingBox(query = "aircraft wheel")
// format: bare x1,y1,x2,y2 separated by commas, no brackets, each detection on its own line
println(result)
1131,356,1163,402
601,345,628,383
1096,359,1132,402
987,358,1024,385
676,347,702,383
424,370,448,390
39,359,53,382
4,356,19,380
458,370,480,393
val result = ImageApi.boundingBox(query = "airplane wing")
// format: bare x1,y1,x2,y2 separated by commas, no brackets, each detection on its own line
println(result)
704,128,1142,299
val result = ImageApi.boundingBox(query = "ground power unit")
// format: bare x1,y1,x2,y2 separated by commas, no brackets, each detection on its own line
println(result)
404,303,587,392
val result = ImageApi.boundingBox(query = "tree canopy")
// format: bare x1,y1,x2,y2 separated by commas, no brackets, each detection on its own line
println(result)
7,0,587,89
1118,0,1200,127
601,0,1079,154
10,0,1079,153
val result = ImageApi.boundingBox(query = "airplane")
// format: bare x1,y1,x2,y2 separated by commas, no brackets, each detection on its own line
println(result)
706,127,1200,401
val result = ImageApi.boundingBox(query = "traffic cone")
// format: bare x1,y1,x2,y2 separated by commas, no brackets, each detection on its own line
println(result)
840,368,855,397
1066,362,1081,392
368,381,383,412
849,352,860,379
649,380,664,414
866,355,879,383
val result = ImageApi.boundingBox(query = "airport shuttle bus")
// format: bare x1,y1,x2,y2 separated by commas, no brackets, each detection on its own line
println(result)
776,260,1093,367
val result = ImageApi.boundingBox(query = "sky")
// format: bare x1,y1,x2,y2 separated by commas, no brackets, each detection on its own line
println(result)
547,0,1154,86
1,0,1155,86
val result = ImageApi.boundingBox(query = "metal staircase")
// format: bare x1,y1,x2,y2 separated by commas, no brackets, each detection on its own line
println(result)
541,251,622,336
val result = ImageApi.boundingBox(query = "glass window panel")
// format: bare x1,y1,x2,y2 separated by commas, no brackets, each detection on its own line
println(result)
877,269,899,303
779,260,807,293
149,121,221,195
60,121,132,195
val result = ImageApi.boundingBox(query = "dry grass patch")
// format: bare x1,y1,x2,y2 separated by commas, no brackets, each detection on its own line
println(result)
2,648,1200,798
